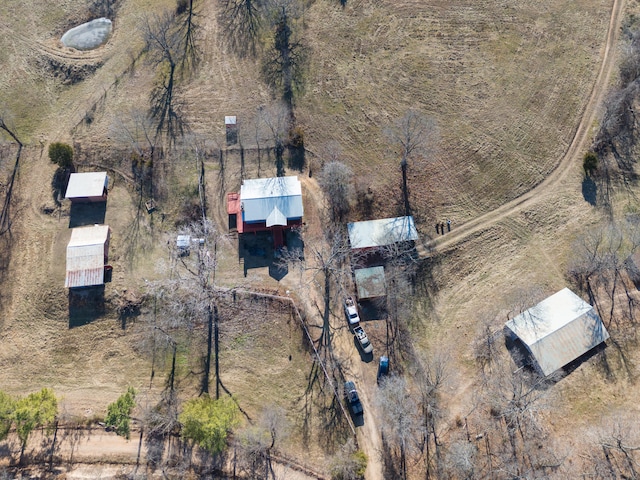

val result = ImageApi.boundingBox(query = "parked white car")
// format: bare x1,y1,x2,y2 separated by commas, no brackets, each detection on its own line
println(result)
344,297,361,326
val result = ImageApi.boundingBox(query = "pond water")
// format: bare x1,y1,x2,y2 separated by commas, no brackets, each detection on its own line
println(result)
61,18,112,50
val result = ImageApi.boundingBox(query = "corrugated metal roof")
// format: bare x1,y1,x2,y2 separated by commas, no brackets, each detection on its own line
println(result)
68,225,110,246
65,244,105,288
505,288,610,376
240,176,303,223
65,172,108,199
66,225,109,288
348,216,419,250
355,266,386,299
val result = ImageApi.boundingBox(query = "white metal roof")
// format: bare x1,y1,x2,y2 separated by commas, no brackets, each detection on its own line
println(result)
505,288,610,376
65,172,108,199
348,216,419,250
240,176,303,223
65,225,110,288
225,116,237,125
68,224,110,247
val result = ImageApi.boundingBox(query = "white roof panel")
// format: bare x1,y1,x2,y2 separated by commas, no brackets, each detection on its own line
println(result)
505,288,610,376
241,177,303,223
348,216,419,250
225,116,237,125
65,172,108,199
266,206,287,227
68,225,110,247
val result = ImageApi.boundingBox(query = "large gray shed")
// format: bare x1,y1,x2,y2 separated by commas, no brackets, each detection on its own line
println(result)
504,288,609,376
347,216,418,251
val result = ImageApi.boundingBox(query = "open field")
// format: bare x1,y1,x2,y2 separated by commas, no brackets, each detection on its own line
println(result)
2,0,640,477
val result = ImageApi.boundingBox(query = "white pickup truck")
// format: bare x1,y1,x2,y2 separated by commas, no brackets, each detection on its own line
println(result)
344,297,361,326
353,325,373,354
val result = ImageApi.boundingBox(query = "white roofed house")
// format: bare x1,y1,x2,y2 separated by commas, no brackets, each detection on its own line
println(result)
65,225,111,288
504,288,610,377
65,172,109,203
226,176,304,248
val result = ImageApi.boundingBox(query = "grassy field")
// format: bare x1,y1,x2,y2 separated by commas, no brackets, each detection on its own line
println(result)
2,0,640,476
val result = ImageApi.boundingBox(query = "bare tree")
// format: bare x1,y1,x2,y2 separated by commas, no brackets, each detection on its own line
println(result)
568,222,640,329
318,161,355,224
143,11,189,147
375,375,422,480
385,110,438,216
414,351,449,478
176,0,201,75
479,351,562,478
258,102,290,176
218,0,266,57
0,115,23,236
261,2,308,112
328,438,367,480
583,420,640,479
235,406,290,479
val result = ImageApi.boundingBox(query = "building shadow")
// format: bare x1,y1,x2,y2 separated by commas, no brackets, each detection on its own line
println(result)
238,230,304,281
69,201,107,228
68,285,105,328
504,328,533,371
358,298,387,321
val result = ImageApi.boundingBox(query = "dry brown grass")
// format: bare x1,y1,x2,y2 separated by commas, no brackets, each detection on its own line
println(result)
2,0,640,476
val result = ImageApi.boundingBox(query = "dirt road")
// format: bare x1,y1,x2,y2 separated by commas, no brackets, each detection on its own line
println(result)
428,0,625,254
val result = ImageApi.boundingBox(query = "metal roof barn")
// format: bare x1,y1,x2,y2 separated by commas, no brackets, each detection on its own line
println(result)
354,266,387,299
65,225,110,288
505,288,610,376
65,172,109,200
240,176,303,224
347,216,418,250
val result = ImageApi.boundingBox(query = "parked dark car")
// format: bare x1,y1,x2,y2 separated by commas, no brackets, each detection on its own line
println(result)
344,380,364,415
377,355,389,384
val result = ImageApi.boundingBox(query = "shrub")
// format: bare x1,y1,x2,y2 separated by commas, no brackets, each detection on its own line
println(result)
48,142,74,168
583,151,598,176
105,387,137,439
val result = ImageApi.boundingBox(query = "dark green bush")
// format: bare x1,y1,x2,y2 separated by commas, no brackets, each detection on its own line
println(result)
583,151,598,176
48,142,74,168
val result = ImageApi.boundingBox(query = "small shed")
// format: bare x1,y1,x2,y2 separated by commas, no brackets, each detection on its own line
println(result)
65,172,109,202
65,224,110,288
504,288,610,376
354,266,387,299
348,216,419,251
225,116,238,145
177,234,191,256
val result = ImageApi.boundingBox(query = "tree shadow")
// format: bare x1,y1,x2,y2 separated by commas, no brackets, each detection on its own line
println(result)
69,201,107,228
582,176,597,206
68,286,105,328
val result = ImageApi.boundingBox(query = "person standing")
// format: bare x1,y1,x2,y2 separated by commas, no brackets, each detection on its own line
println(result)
447,219,451,232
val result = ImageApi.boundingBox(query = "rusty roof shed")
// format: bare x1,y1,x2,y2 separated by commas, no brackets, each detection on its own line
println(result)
65,225,110,288
354,266,386,299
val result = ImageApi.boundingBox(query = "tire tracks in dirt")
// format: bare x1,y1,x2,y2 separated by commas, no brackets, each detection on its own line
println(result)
426,0,625,255
0,21,105,63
